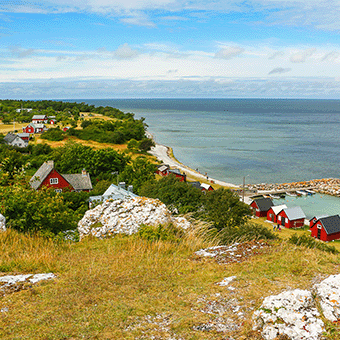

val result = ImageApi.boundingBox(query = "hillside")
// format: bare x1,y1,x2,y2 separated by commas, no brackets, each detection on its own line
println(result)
0,221,339,339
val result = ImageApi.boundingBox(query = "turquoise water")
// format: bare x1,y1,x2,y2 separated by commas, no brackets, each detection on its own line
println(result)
273,194,340,220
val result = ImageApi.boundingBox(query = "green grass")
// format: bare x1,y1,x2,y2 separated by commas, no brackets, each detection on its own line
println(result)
0,228,339,339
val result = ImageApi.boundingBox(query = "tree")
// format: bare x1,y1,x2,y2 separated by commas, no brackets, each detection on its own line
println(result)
120,157,157,194
203,188,252,231
138,138,155,152
140,175,203,213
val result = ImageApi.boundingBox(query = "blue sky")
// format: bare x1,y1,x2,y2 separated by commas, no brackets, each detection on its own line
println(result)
1,0,340,99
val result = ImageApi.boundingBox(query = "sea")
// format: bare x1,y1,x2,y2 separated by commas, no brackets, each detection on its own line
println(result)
75,98,340,219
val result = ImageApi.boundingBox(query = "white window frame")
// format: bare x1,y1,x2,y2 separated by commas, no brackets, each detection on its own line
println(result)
55,189,62,193
50,178,58,185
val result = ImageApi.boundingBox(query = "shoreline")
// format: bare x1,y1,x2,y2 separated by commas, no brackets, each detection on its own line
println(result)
147,134,239,188
146,132,340,198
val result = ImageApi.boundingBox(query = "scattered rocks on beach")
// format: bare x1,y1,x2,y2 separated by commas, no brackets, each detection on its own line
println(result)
247,178,340,196
0,213,6,232
78,196,191,239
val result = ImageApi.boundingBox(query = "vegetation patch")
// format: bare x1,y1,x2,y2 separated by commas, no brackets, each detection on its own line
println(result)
288,234,339,254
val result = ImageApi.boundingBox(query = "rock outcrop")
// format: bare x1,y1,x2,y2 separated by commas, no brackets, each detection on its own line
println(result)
253,274,340,340
0,214,5,232
78,197,191,239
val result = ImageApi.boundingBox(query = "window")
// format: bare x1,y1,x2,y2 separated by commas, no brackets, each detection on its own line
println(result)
55,189,62,193
50,178,58,185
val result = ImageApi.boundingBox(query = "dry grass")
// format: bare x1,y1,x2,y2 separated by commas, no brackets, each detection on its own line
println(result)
0,227,339,339
0,122,27,134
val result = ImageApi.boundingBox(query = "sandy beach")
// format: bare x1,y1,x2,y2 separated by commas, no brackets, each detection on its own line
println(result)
148,142,239,188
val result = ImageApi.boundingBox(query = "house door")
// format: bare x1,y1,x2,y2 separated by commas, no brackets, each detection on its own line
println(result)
317,228,321,239
281,217,285,226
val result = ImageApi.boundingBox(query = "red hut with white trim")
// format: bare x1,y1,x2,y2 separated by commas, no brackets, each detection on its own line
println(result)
310,215,340,242
277,206,306,228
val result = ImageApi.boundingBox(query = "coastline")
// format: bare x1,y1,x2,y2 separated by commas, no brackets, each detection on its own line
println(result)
147,136,239,189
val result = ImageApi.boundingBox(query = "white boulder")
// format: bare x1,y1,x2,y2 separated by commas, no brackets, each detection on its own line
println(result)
253,289,324,340
78,197,190,239
0,214,5,232
314,274,340,322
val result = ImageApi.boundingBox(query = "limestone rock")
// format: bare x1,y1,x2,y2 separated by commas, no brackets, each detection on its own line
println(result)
253,289,324,340
314,274,340,322
78,196,190,239
0,214,5,232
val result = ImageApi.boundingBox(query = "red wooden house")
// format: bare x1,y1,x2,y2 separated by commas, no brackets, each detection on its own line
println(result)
168,169,186,182
310,215,340,242
267,204,287,223
190,181,214,192
250,197,274,217
23,123,47,134
22,124,35,134
30,160,92,192
277,206,306,228
156,164,170,176
32,115,48,124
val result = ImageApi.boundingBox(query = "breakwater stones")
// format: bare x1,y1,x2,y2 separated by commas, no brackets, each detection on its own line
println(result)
253,274,340,340
0,214,5,232
247,178,340,196
78,196,191,239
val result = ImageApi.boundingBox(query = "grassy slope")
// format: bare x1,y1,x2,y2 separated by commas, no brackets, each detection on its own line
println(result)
0,226,339,340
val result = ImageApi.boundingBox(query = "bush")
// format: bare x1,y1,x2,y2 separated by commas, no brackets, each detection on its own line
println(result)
216,222,277,244
137,223,184,242
41,128,65,141
288,234,339,254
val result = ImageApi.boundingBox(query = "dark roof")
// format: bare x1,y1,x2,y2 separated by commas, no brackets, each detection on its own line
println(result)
252,197,274,211
62,173,92,191
3,133,17,144
319,215,340,235
190,181,202,190
29,160,54,190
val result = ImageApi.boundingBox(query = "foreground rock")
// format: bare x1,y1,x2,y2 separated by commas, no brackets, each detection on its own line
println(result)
0,213,5,232
314,274,340,322
253,289,324,340
253,274,340,339
78,197,191,239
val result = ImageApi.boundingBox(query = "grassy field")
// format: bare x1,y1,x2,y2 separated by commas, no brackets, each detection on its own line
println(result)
0,225,339,340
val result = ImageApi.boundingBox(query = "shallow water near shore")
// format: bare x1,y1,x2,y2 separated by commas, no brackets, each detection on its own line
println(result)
273,193,340,220
80,98,340,186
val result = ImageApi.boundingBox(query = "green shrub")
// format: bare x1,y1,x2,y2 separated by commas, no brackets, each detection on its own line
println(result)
288,234,339,254
137,223,184,242
216,222,277,245
41,128,65,141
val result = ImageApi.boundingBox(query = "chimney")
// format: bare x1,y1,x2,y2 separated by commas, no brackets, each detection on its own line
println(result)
82,169,87,177
118,182,126,190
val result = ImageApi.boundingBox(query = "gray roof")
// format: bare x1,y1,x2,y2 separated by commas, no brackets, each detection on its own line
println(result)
62,173,92,191
17,133,30,138
32,115,47,120
169,169,181,175
29,160,54,190
90,184,138,202
318,215,340,235
252,197,274,212
3,133,17,144
190,181,202,190
283,206,306,220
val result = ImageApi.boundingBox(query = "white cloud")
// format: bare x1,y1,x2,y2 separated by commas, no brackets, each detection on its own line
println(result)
321,51,340,62
215,46,245,59
290,48,316,63
268,51,284,60
114,43,139,59
120,12,156,27
8,46,36,58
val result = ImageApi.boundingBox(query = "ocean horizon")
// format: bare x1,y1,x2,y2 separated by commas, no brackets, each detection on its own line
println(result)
74,98,340,187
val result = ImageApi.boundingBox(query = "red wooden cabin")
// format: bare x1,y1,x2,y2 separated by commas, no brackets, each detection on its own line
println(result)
310,215,340,242
277,206,306,228
267,204,287,223
250,197,274,217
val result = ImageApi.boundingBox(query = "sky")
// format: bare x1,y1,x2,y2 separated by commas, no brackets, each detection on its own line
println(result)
1,0,340,99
